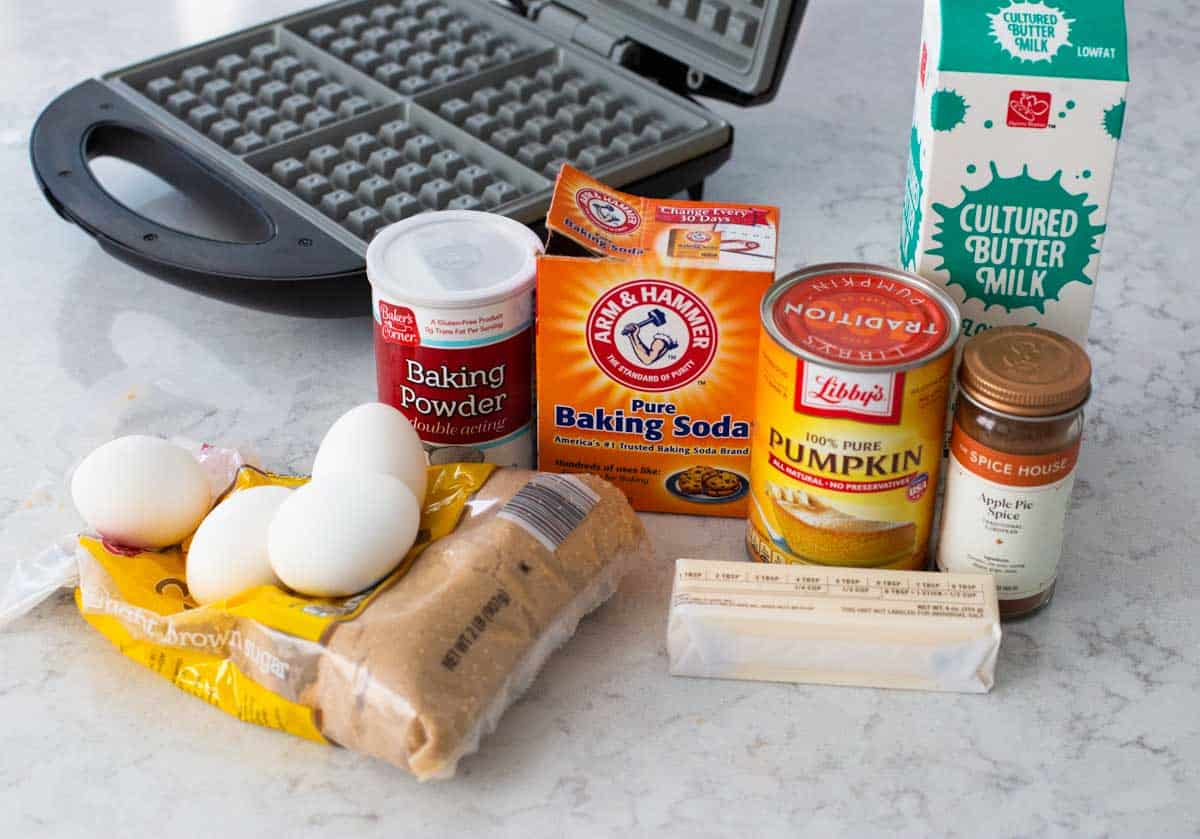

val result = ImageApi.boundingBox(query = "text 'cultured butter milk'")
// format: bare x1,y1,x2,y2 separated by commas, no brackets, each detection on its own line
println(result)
901,0,1128,345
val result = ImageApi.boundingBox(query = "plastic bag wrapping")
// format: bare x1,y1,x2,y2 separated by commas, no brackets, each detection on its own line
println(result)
6,462,649,780
0,537,82,628
177,440,258,500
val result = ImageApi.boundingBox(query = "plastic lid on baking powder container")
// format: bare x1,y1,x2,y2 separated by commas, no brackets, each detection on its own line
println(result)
366,211,544,309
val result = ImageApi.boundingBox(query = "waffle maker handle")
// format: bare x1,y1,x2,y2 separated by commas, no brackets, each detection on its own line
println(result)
31,80,364,287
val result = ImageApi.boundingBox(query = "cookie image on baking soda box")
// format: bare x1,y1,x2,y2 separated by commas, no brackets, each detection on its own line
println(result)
537,166,777,516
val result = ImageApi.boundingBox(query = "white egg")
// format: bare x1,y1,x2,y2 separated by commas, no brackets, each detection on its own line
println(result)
71,435,211,549
186,485,292,605
268,472,420,598
312,402,428,503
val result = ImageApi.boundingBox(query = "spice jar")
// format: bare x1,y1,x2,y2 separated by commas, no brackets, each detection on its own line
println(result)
936,327,1091,619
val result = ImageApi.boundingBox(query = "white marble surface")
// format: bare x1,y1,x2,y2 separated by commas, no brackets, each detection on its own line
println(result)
1,0,1198,836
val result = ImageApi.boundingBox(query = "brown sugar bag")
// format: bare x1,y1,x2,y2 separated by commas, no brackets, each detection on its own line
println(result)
35,463,648,780
303,469,649,780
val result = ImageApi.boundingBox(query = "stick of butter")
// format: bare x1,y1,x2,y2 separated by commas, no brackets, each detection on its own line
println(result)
667,559,1001,694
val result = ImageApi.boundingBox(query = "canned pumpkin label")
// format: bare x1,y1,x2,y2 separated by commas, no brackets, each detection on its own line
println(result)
748,265,959,569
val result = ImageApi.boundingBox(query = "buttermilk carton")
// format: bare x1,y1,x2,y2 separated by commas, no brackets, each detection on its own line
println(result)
537,166,778,516
901,0,1128,345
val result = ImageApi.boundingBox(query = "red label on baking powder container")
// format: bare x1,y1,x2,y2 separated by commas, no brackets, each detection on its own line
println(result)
375,326,532,446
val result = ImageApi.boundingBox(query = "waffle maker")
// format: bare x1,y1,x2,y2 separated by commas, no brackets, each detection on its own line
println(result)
31,0,804,314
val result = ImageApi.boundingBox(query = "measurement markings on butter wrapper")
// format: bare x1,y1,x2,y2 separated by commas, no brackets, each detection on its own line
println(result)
498,474,600,552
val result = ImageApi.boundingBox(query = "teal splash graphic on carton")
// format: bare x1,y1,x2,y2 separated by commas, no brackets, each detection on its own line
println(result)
931,89,969,132
930,163,1104,313
1104,99,1125,140
988,2,1073,63
900,126,924,270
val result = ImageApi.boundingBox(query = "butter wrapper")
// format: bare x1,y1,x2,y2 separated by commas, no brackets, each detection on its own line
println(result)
667,559,1000,694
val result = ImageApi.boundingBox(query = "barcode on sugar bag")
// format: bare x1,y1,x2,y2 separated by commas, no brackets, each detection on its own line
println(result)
497,475,600,551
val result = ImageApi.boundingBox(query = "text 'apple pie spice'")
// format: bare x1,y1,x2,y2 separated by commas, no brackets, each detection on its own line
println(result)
366,211,543,468
935,326,1092,619
748,263,959,571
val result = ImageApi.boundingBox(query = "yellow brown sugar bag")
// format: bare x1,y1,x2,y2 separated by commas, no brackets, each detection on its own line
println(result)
59,463,649,780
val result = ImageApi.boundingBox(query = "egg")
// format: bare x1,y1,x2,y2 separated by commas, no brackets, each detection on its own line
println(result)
312,402,428,503
268,472,420,598
186,485,292,605
70,435,211,549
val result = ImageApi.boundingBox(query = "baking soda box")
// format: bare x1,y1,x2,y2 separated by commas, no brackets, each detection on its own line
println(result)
537,166,778,516
901,0,1128,344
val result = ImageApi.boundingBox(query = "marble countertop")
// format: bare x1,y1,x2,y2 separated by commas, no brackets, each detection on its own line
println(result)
1,0,1197,836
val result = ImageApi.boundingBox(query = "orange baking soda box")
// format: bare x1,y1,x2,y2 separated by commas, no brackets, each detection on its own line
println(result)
536,165,779,516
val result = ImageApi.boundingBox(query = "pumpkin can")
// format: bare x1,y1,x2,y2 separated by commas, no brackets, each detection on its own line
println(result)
748,263,960,570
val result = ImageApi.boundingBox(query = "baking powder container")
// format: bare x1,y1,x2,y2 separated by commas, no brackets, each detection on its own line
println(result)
366,211,543,467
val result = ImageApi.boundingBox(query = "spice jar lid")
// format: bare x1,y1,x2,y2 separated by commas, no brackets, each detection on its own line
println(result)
960,327,1092,417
